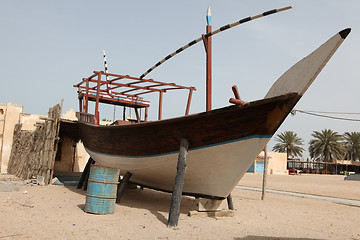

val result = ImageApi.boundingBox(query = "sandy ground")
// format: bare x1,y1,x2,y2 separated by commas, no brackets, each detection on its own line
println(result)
0,173,359,240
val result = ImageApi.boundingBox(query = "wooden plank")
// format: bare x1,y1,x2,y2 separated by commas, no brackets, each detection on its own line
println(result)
196,198,227,212
188,210,235,218
49,99,63,184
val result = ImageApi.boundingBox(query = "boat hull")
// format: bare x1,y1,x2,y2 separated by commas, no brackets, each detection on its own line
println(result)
77,28,350,199
79,93,300,198
86,136,269,199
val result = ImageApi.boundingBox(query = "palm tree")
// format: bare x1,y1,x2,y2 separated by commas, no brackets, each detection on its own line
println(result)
272,131,304,160
308,129,344,162
343,132,360,161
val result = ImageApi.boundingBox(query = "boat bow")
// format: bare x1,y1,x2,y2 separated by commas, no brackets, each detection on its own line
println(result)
265,28,350,98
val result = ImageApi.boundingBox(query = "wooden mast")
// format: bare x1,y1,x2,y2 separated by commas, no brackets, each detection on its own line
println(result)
205,7,212,111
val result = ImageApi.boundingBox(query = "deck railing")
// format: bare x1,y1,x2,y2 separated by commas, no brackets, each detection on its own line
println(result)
76,112,95,124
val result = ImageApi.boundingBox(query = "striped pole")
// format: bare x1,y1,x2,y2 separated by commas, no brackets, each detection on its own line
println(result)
140,6,292,79
103,50,116,121
103,50,112,94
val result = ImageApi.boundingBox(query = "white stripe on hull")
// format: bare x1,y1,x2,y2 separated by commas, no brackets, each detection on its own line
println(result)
85,136,270,198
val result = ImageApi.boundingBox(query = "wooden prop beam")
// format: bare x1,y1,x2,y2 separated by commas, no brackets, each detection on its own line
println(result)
167,138,189,227
77,157,93,189
83,158,95,190
140,6,292,79
116,172,133,203
227,194,234,210
261,145,268,200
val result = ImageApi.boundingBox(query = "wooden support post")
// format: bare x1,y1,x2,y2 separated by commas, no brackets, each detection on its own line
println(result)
158,91,163,120
167,138,189,228
261,145,268,200
77,157,93,189
83,158,95,190
145,107,148,122
185,89,193,116
134,108,141,123
227,194,234,210
116,172,132,203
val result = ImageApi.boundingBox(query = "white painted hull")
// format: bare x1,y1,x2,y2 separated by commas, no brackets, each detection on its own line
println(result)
86,136,270,198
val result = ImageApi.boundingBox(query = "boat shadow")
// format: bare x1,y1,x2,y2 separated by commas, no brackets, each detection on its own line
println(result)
64,185,197,225
118,187,197,224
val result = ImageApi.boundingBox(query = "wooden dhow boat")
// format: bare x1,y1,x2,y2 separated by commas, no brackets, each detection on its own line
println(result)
74,17,350,199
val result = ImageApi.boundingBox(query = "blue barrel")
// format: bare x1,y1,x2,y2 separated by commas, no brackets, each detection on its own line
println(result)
84,165,120,214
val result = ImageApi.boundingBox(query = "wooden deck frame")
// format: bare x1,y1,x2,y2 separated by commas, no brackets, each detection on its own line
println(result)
74,71,196,124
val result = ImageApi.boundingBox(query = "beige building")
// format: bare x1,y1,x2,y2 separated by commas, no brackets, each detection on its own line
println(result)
0,102,89,174
54,108,89,173
1,103,26,173
248,151,288,175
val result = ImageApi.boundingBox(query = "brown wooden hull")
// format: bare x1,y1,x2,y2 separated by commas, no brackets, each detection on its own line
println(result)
77,93,299,198
79,93,300,157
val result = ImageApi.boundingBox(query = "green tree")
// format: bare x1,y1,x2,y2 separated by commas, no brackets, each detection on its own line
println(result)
343,131,360,161
272,131,304,159
308,129,344,162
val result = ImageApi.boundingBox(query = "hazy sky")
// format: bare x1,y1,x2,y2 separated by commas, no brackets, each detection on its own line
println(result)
1,0,359,158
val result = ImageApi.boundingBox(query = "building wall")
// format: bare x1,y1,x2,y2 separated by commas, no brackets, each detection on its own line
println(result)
0,103,23,173
268,152,288,175
53,137,89,173
20,113,45,130
247,151,288,175
0,104,89,174
57,108,89,172
73,141,89,172
54,137,75,172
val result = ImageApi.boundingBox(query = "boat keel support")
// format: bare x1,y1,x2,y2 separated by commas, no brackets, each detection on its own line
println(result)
167,138,189,228
227,194,234,210
77,157,95,190
116,172,133,203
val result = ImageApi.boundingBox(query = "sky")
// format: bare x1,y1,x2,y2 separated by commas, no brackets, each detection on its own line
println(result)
1,0,359,159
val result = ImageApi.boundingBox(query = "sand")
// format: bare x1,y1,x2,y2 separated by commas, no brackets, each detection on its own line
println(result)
0,173,359,240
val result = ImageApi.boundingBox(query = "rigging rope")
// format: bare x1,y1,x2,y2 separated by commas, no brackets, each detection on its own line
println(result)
295,110,360,115
292,109,360,122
